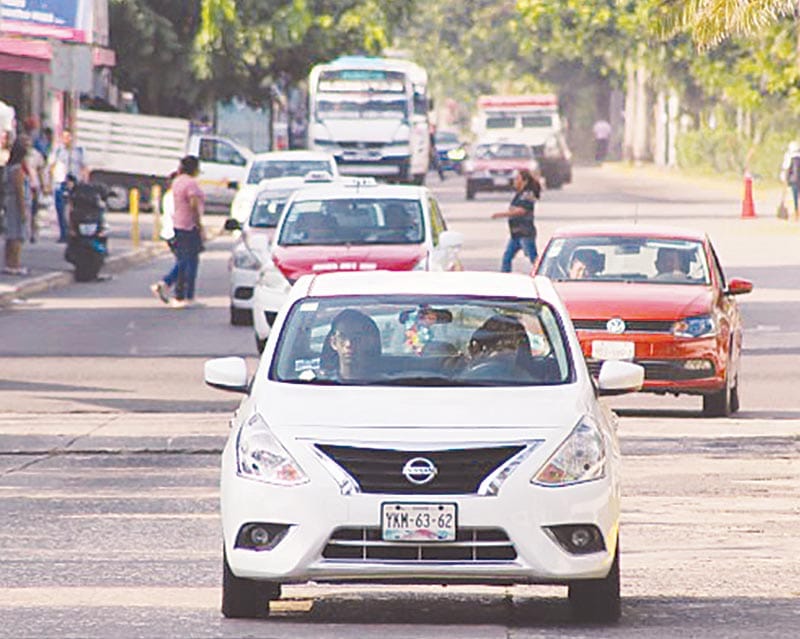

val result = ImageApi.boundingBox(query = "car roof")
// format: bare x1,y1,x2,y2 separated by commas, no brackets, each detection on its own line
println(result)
250,150,336,162
289,182,429,201
548,223,708,242
294,271,551,301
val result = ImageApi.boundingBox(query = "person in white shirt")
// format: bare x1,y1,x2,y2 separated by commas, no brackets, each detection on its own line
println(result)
592,119,612,162
48,129,88,243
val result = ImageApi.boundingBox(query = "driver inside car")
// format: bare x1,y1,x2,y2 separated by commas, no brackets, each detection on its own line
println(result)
320,309,382,381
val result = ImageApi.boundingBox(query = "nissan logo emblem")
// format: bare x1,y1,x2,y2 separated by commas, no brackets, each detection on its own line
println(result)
606,317,626,334
402,457,438,485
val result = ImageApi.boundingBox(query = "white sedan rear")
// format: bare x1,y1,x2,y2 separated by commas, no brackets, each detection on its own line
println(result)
205,271,643,622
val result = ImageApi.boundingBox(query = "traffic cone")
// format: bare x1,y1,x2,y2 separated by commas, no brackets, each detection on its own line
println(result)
741,171,756,218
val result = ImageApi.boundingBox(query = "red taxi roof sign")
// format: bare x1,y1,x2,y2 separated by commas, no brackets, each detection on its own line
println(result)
478,95,558,109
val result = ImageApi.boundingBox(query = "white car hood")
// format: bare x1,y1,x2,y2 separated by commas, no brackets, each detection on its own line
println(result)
320,119,405,144
257,383,587,444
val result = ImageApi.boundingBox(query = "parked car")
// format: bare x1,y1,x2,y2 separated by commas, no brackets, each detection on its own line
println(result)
250,181,463,352
534,224,753,416
433,130,467,174
463,141,539,200
533,130,573,189
224,176,319,325
229,151,339,222
205,270,644,622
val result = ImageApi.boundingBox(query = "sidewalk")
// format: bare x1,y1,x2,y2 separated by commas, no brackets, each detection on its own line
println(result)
1,208,170,308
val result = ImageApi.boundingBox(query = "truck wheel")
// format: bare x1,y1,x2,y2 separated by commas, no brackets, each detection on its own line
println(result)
568,542,621,623
221,547,280,619
466,183,475,200
105,185,129,211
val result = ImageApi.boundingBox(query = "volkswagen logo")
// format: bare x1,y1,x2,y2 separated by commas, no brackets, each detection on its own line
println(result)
606,317,626,334
402,457,438,485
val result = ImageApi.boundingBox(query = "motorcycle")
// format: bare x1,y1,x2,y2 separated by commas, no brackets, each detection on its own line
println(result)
64,180,109,282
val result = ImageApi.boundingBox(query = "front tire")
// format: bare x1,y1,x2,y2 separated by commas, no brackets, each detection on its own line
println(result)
222,547,280,619
104,184,129,211
703,372,733,417
230,305,252,326
466,183,475,200
568,542,621,623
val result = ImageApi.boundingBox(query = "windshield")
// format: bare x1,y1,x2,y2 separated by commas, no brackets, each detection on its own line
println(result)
316,97,408,120
538,236,710,284
522,114,554,128
249,191,292,228
247,161,333,184
278,198,424,246
474,143,532,160
486,115,516,129
270,296,572,387
435,131,460,145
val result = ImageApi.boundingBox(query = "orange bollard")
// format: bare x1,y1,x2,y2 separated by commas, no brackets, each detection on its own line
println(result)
741,171,756,218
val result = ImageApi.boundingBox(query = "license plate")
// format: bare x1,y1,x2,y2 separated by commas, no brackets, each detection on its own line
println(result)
591,340,635,361
344,151,379,162
381,503,456,542
493,176,511,187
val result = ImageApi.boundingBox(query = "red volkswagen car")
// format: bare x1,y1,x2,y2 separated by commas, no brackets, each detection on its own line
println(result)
534,225,753,416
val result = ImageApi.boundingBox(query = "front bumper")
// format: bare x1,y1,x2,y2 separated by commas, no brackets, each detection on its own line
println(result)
221,442,619,586
466,175,515,193
229,268,259,311
252,282,289,340
579,332,727,395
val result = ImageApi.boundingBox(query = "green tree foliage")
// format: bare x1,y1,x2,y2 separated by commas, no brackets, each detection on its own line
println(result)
109,0,208,116
194,0,417,106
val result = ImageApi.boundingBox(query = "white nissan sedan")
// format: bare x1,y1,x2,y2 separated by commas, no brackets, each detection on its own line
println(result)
205,271,643,623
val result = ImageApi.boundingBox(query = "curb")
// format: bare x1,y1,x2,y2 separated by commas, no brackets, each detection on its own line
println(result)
0,241,168,309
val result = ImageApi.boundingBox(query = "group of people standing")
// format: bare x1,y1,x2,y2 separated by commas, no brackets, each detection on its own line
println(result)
1,117,88,276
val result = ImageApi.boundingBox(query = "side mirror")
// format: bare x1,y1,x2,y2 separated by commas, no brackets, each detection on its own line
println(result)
438,230,464,250
224,218,242,232
228,181,239,191
204,357,249,393
726,278,753,296
596,360,644,396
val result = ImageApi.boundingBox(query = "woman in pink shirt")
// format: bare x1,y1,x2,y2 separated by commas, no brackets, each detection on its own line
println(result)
150,156,205,308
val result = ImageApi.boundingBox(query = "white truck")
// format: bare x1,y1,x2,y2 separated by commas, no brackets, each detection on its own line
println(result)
75,109,253,211
474,94,572,188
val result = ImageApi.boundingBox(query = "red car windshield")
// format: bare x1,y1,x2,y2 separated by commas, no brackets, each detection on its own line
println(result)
538,236,710,285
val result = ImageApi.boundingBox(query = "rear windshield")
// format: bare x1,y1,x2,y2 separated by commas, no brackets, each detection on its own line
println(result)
270,295,573,387
278,198,424,246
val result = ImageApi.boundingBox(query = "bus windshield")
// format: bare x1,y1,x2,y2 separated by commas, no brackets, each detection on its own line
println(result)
316,97,408,120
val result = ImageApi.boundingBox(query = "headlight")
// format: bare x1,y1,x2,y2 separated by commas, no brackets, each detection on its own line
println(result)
236,413,309,486
532,417,606,487
673,314,717,338
257,264,291,291
232,245,262,270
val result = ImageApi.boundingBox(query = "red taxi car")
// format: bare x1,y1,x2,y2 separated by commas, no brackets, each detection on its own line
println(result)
463,141,539,200
534,225,753,416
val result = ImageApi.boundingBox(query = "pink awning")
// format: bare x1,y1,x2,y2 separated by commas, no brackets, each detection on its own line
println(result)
0,37,51,74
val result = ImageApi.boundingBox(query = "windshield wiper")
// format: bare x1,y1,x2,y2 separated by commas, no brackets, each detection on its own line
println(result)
368,375,465,387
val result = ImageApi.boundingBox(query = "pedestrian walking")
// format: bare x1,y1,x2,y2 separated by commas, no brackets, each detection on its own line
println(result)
21,133,45,242
592,118,612,162
150,156,206,309
2,139,31,275
48,129,88,243
781,141,800,219
491,168,541,273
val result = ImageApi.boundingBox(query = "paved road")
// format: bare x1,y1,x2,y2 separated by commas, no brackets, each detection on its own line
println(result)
1,165,799,637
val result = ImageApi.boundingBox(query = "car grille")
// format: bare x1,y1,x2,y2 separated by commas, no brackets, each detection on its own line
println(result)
233,286,254,300
573,319,674,333
315,444,525,494
322,527,517,562
338,141,385,150
587,359,715,380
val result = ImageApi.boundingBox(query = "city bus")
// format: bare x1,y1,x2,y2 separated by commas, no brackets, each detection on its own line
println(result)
308,56,430,184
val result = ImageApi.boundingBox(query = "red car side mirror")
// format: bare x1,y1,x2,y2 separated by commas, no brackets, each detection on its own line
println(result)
726,278,753,296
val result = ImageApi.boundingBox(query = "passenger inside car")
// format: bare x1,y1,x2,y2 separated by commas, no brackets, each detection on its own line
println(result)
462,315,538,380
654,247,690,281
320,309,382,381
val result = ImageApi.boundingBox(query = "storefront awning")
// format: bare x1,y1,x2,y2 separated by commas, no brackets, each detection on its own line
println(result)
0,37,51,74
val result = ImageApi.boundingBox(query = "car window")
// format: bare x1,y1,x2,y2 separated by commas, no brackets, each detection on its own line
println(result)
435,132,459,145
198,139,246,166
270,296,572,387
538,236,710,284
278,198,424,246
486,116,516,129
708,242,726,290
249,193,291,228
247,160,334,184
521,115,553,128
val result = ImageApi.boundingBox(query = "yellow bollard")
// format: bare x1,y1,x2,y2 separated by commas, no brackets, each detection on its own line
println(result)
151,184,162,241
129,187,140,248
